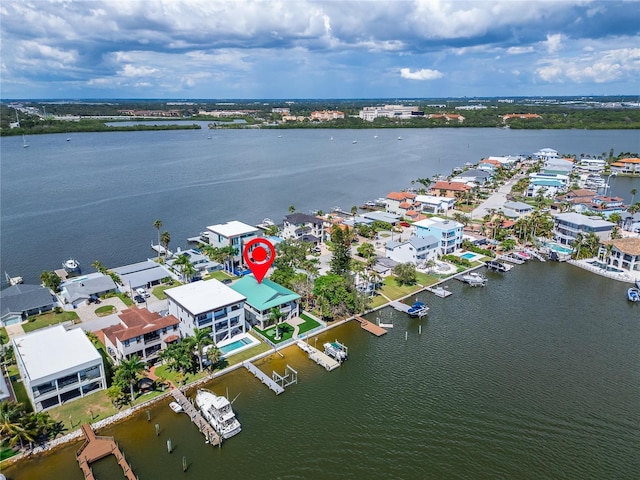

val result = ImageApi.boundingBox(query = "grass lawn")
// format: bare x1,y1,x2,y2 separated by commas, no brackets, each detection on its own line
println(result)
415,272,440,286
378,276,422,300
0,326,7,344
106,292,133,306
255,314,321,344
23,311,79,333
369,295,389,308
94,305,116,317
152,281,183,300
47,390,119,431
205,270,238,282
297,313,322,335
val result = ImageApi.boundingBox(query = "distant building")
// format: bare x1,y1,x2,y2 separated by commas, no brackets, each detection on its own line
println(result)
610,157,640,175
166,279,246,345
359,105,423,122
426,113,465,123
501,113,542,122
13,325,106,412
310,110,344,121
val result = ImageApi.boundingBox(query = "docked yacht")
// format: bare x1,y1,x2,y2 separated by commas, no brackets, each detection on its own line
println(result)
461,271,488,287
195,389,241,439
484,260,511,272
324,340,348,363
407,301,429,317
62,258,81,274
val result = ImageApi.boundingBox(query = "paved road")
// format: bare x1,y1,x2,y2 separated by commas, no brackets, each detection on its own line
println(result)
471,174,523,220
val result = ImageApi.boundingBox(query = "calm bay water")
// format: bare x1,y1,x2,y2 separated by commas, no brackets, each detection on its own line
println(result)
1,128,639,479
1,127,638,284
6,262,640,479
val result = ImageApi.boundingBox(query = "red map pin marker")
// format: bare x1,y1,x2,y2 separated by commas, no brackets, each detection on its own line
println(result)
243,238,276,284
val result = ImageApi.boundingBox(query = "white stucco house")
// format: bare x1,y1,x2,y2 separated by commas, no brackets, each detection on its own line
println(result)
386,235,440,265
205,220,260,274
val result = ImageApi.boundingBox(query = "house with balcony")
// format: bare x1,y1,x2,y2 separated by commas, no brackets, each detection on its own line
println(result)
413,217,464,255
230,276,300,330
598,237,640,277
101,308,180,364
282,213,325,245
385,236,439,265
610,157,640,175
205,220,260,274
430,181,472,199
414,195,456,215
574,196,626,219
552,212,615,246
1,284,57,327
166,279,247,345
12,325,106,412
385,192,418,216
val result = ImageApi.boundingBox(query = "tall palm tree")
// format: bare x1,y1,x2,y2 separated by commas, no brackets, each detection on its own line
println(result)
270,307,284,340
160,231,171,259
173,254,196,282
191,327,213,372
154,220,162,260
206,346,222,371
91,260,107,274
115,355,146,403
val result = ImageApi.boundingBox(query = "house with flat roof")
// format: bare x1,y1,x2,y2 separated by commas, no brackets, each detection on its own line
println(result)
361,211,401,225
0,284,57,326
282,213,325,245
599,237,640,277
385,236,439,265
60,273,117,307
552,212,615,246
230,276,300,330
13,325,106,412
101,308,180,364
451,169,493,185
414,217,464,255
166,279,246,345
205,220,260,273
414,195,456,215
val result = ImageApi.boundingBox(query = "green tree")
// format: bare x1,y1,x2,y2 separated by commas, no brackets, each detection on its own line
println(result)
158,341,195,374
114,355,146,403
631,188,637,205
173,253,196,282
160,231,171,259
270,307,284,340
288,204,296,213
356,242,376,260
39,271,61,293
313,273,355,320
154,220,163,260
192,327,213,372
393,263,417,286
91,260,107,274
330,226,351,276
0,400,34,450
205,346,222,371
350,205,358,217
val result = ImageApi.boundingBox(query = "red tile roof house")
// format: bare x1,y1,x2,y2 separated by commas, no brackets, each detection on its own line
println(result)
385,191,417,215
101,308,180,364
610,157,640,175
430,181,472,198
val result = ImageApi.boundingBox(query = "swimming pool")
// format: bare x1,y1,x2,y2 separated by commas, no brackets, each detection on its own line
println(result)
216,334,260,357
460,252,476,260
588,260,624,273
545,242,573,255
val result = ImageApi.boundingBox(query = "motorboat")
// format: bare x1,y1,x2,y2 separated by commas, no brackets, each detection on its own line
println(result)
407,301,429,317
324,340,348,362
461,271,488,287
62,258,81,274
195,389,241,439
628,288,640,302
169,401,183,413
5,272,23,286
484,260,510,272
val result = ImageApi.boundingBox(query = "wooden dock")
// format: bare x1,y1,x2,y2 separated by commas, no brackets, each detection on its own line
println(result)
243,361,285,395
354,315,388,336
76,424,137,480
170,389,221,446
425,286,453,298
297,341,340,371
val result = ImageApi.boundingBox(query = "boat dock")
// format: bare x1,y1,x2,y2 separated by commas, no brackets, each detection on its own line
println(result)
151,242,173,257
390,301,429,317
76,424,137,480
425,285,453,298
170,389,221,446
497,254,524,265
297,341,340,371
243,361,285,395
354,315,388,336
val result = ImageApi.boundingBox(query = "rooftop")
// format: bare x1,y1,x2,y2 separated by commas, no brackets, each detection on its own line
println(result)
165,279,246,314
206,220,259,238
601,237,640,256
230,275,300,311
102,308,180,343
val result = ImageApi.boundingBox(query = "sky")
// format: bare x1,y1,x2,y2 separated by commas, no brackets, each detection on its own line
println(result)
1,0,639,99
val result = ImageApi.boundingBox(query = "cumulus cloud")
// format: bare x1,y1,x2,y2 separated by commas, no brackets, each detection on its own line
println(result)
537,47,640,83
544,34,564,54
400,68,444,81
507,46,534,55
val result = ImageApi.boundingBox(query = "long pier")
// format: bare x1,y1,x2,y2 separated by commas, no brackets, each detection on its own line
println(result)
170,389,221,446
297,341,340,371
76,424,137,480
354,315,388,336
243,361,285,395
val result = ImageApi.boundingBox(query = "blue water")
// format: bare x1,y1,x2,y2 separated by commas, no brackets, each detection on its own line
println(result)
219,337,252,354
461,252,476,259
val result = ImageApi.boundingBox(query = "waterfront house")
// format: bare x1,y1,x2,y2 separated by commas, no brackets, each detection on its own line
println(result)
166,248,222,280
166,279,246,345
361,211,401,225
112,260,174,292
205,220,260,274
573,195,626,219
282,213,325,245
385,191,418,216
451,169,493,186
101,308,180,364
502,201,534,219
60,273,117,307
430,181,472,198
13,325,106,412
414,195,456,215
534,148,559,161
552,212,615,246
385,236,439,265
414,217,464,255
0,284,57,326
543,157,574,176
610,157,640,175
478,158,502,172
599,237,640,276
230,275,300,330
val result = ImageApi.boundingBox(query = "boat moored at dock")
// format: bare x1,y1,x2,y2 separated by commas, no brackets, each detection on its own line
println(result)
62,258,81,274
485,260,512,272
460,272,488,287
324,340,348,363
195,389,241,439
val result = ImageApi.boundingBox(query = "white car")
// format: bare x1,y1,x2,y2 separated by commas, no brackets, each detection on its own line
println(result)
136,287,150,298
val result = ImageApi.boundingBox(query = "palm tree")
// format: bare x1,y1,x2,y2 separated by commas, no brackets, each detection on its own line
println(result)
631,189,637,205
173,254,196,282
205,346,222,371
0,400,33,450
270,307,284,340
115,355,146,403
192,327,213,372
160,231,171,259
288,204,295,213
91,260,107,274
350,205,358,217
154,220,162,260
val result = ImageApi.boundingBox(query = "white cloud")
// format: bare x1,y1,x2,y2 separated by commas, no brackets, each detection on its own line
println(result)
400,68,444,80
544,34,564,54
507,46,534,55
537,47,640,83
119,65,160,77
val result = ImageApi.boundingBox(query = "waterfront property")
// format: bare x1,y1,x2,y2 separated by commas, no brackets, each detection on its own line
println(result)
60,273,117,308
12,325,106,412
610,157,640,175
230,275,300,330
552,212,615,246
205,220,260,273
166,279,246,345
385,191,418,216
112,260,173,291
100,308,180,364
166,248,222,278
281,213,325,245
0,283,57,326
414,195,455,215
414,217,464,255
599,237,640,276
385,235,439,265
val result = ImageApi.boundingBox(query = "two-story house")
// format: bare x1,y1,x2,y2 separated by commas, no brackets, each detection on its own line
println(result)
205,220,260,274
610,157,640,175
282,213,325,245
430,181,472,199
13,325,106,412
385,192,418,216
552,212,615,246
385,236,439,265
101,308,180,364
413,217,464,255
166,279,247,345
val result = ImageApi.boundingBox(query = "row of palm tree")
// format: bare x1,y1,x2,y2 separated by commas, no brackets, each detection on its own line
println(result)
0,400,66,451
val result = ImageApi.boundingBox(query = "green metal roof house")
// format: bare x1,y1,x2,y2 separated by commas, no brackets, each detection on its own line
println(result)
230,276,300,330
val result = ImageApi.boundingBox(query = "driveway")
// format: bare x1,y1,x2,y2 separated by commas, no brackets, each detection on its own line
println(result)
74,296,128,323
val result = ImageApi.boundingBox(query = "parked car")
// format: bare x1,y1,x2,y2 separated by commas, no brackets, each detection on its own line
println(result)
399,221,411,228
134,295,145,304
136,287,150,298
221,279,233,285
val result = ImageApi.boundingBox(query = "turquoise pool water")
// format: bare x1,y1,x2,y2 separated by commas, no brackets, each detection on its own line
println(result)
461,252,476,260
545,242,573,255
588,260,624,273
219,337,253,355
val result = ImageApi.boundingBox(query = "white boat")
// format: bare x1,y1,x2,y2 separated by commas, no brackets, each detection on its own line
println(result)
397,136,402,140
461,271,487,287
22,134,29,148
62,258,81,274
628,288,640,303
406,301,429,317
323,340,348,362
5,272,23,286
195,389,241,439
352,140,357,144
169,401,183,413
